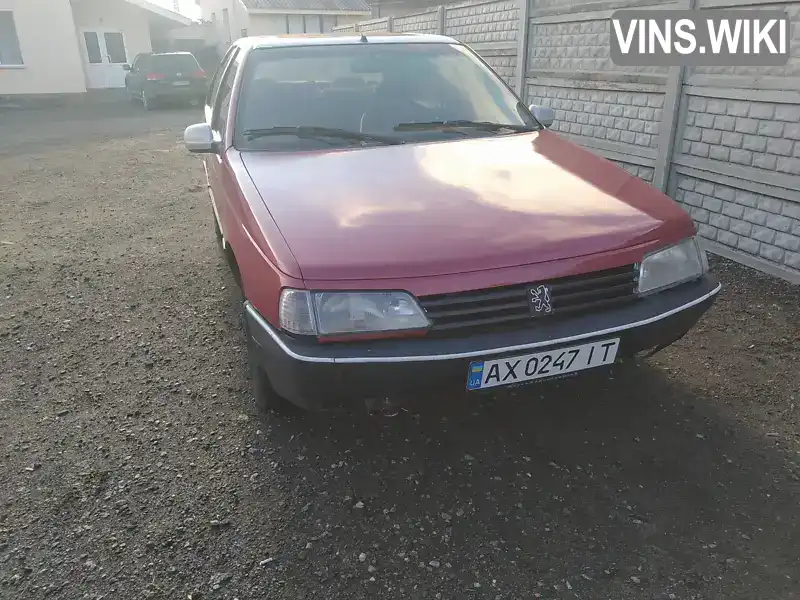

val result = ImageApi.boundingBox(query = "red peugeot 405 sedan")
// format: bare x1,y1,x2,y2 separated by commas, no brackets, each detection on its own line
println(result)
184,33,720,412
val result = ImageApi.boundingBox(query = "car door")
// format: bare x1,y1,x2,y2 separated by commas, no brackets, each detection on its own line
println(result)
126,54,141,94
205,47,242,245
130,54,150,97
124,54,135,91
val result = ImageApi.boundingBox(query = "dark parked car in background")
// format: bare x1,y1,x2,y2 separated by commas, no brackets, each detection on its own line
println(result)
124,52,207,110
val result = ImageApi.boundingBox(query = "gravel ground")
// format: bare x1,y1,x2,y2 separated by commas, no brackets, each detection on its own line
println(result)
1,105,799,600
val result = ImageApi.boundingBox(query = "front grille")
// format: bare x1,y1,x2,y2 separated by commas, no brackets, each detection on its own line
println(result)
419,264,639,335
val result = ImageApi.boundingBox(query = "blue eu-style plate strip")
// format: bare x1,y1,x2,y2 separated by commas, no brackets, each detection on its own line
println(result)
467,361,484,390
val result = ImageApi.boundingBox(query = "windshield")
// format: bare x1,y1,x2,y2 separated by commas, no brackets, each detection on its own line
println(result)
234,42,539,150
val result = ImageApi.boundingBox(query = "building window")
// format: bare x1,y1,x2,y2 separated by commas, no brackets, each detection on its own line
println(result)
0,11,24,66
83,32,103,64
104,32,128,64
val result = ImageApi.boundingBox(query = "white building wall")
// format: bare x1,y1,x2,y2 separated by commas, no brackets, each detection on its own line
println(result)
248,13,285,35
196,0,249,50
329,14,362,29
167,21,215,44
196,0,369,43
0,0,86,95
71,0,153,64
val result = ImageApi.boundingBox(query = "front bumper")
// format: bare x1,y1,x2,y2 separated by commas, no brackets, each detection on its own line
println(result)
245,275,721,410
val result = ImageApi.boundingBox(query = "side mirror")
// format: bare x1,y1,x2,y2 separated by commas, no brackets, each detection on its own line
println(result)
122,64,131,71
529,104,555,128
184,123,216,153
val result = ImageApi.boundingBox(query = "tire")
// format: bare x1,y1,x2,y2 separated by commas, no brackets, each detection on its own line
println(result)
243,313,302,415
212,208,243,291
213,209,223,245
142,91,156,111
223,243,242,292
221,215,302,416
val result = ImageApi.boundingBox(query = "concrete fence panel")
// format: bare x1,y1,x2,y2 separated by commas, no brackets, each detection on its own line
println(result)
358,17,392,32
444,0,519,84
663,0,800,279
393,9,440,32
524,0,677,184
443,0,519,43
523,0,800,281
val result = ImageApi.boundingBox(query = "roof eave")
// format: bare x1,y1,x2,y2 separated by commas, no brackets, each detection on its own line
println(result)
122,0,193,27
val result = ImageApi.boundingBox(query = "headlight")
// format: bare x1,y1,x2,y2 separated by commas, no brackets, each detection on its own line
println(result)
637,237,708,295
278,290,430,337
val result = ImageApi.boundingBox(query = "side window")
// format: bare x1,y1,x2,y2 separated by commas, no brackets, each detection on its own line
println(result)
212,50,241,136
207,46,237,106
131,54,150,72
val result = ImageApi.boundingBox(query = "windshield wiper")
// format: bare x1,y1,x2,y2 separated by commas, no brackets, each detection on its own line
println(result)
241,126,402,146
394,120,539,133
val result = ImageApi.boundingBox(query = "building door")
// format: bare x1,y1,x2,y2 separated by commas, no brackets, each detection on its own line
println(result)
82,29,129,89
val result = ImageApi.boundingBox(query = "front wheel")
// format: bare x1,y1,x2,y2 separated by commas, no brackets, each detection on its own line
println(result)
142,91,156,111
213,209,223,245
243,315,303,416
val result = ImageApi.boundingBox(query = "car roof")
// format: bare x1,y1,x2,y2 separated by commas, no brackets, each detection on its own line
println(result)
242,32,459,50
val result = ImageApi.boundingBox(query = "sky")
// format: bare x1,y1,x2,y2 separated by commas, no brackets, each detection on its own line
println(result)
151,0,202,20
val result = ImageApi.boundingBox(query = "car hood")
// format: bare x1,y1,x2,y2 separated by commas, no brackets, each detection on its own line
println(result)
240,131,693,281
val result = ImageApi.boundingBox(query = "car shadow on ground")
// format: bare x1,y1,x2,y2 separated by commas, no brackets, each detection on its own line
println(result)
238,336,799,596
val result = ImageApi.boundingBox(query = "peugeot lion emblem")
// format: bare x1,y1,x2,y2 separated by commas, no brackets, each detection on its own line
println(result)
529,284,552,315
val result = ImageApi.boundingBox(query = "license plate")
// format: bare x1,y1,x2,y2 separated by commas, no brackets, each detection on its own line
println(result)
466,338,620,391
173,81,190,86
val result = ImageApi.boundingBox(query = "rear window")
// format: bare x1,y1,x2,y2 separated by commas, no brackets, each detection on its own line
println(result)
152,54,200,72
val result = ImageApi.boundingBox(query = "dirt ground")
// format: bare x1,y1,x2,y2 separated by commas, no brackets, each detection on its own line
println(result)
0,103,798,600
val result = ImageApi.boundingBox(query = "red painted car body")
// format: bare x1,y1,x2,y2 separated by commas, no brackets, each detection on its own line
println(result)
230,129,697,324
188,33,718,411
